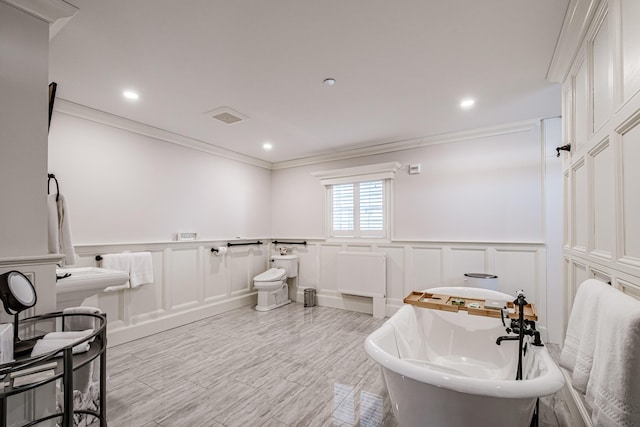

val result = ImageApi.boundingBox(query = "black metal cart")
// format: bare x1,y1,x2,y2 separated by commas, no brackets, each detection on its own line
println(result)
0,312,107,427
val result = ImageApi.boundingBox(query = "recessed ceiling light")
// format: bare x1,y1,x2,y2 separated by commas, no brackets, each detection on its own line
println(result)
460,98,475,109
323,78,336,86
123,90,139,100
263,142,272,150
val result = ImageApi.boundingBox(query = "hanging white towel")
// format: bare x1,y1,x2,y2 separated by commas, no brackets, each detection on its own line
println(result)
101,253,131,291
47,193,77,265
585,284,640,427
47,194,59,255
129,251,153,288
57,194,77,265
560,279,609,393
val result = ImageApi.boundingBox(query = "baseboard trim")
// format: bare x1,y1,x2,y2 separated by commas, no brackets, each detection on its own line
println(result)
107,292,257,347
559,367,592,427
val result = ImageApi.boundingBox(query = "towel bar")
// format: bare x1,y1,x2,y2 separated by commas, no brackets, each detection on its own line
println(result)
227,241,263,247
272,240,307,246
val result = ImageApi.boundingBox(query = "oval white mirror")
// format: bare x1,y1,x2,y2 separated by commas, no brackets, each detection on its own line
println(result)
8,272,36,307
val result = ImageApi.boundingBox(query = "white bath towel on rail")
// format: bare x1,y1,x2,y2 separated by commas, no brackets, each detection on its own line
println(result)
560,279,609,393
101,253,131,291
561,279,640,426
129,251,153,288
337,252,386,298
585,282,640,427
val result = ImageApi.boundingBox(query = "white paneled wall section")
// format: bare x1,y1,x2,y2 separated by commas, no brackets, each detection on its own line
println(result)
74,242,268,346
286,240,548,335
553,0,640,320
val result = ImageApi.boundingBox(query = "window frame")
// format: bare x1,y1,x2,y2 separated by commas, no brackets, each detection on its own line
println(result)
311,162,401,242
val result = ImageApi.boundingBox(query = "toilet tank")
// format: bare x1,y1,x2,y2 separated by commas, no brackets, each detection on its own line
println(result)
271,255,298,278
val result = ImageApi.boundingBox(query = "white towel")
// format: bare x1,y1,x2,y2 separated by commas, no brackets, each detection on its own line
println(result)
44,329,95,343
57,194,77,265
31,338,90,358
47,194,59,255
129,251,153,288
47,193,77,265
585,285,640,427
63,306,102,331
101,253,131,290
560,279,609,392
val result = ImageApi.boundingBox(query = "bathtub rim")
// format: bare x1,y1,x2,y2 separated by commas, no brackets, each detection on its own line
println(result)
364,305,565,399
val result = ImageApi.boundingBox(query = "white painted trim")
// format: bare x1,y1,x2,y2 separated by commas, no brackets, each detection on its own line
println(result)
0,0,77,23
274,119,542,170
107,292,256,347
54,99,272,170
311,161,401,185
0,253,63,266
559,367,592,427
547,0,601,83
55,98,545,171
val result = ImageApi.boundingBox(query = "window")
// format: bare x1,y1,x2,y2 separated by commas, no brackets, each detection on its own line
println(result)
331,181,384,237
312,162,401,241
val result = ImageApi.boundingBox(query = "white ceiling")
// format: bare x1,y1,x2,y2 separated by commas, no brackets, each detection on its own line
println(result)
49,0,568,165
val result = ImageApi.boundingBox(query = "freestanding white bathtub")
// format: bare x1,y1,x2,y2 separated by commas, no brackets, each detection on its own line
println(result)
364,287,564,427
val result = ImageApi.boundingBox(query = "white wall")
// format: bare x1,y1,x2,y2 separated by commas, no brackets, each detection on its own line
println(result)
273,124,545,242
48,113,272,243
0,3,49,257
48,111,274,345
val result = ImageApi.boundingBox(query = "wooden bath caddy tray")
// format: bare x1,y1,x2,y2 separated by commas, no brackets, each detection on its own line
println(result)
403,291,538,321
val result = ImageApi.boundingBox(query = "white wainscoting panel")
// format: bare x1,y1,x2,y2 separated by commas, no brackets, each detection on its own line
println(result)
409,247,443,293
170,248,199,309
620,121,640,265
574,58,588,152
449,248,488,284
495,248,540,306
622,0,640,101
572,159,588,252
589,139,614,259
75,241,262,346
204,250,229,301
378,246,404,301
288,241,550,339
591,7,612,132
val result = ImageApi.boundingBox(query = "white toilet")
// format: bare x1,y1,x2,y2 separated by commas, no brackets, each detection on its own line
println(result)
253,255,298,311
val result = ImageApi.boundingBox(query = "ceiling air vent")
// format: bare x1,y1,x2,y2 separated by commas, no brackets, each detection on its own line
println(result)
206,106,249,125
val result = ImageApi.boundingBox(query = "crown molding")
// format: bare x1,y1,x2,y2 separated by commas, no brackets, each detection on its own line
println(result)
54,99,273,170
273,118,541,170
547,0,601,83
1,0,77,23
54,99,542,172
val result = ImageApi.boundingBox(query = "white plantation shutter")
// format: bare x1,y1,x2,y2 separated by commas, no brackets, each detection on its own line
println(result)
331,180,385,237
332,184,354,231
312,161,399,240
359,181,383,232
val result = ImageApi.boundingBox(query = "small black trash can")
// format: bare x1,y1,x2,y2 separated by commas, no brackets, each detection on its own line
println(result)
304,288,316,307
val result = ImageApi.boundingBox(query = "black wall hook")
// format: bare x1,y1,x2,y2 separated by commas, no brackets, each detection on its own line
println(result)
556,144,571,157
47,173,60,201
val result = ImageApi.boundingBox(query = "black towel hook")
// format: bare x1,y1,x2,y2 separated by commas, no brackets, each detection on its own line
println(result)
556,144,571,157
47,173,60,202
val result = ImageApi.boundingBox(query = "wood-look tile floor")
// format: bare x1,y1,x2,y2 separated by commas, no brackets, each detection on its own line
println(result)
105,303,564,427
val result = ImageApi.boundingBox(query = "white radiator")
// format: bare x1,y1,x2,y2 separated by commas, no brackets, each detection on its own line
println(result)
337,252,386,298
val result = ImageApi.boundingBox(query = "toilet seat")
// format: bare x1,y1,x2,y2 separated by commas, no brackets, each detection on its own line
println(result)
254,268,286,282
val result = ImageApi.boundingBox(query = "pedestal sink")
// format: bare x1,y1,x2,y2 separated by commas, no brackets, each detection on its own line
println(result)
56,267,129,309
